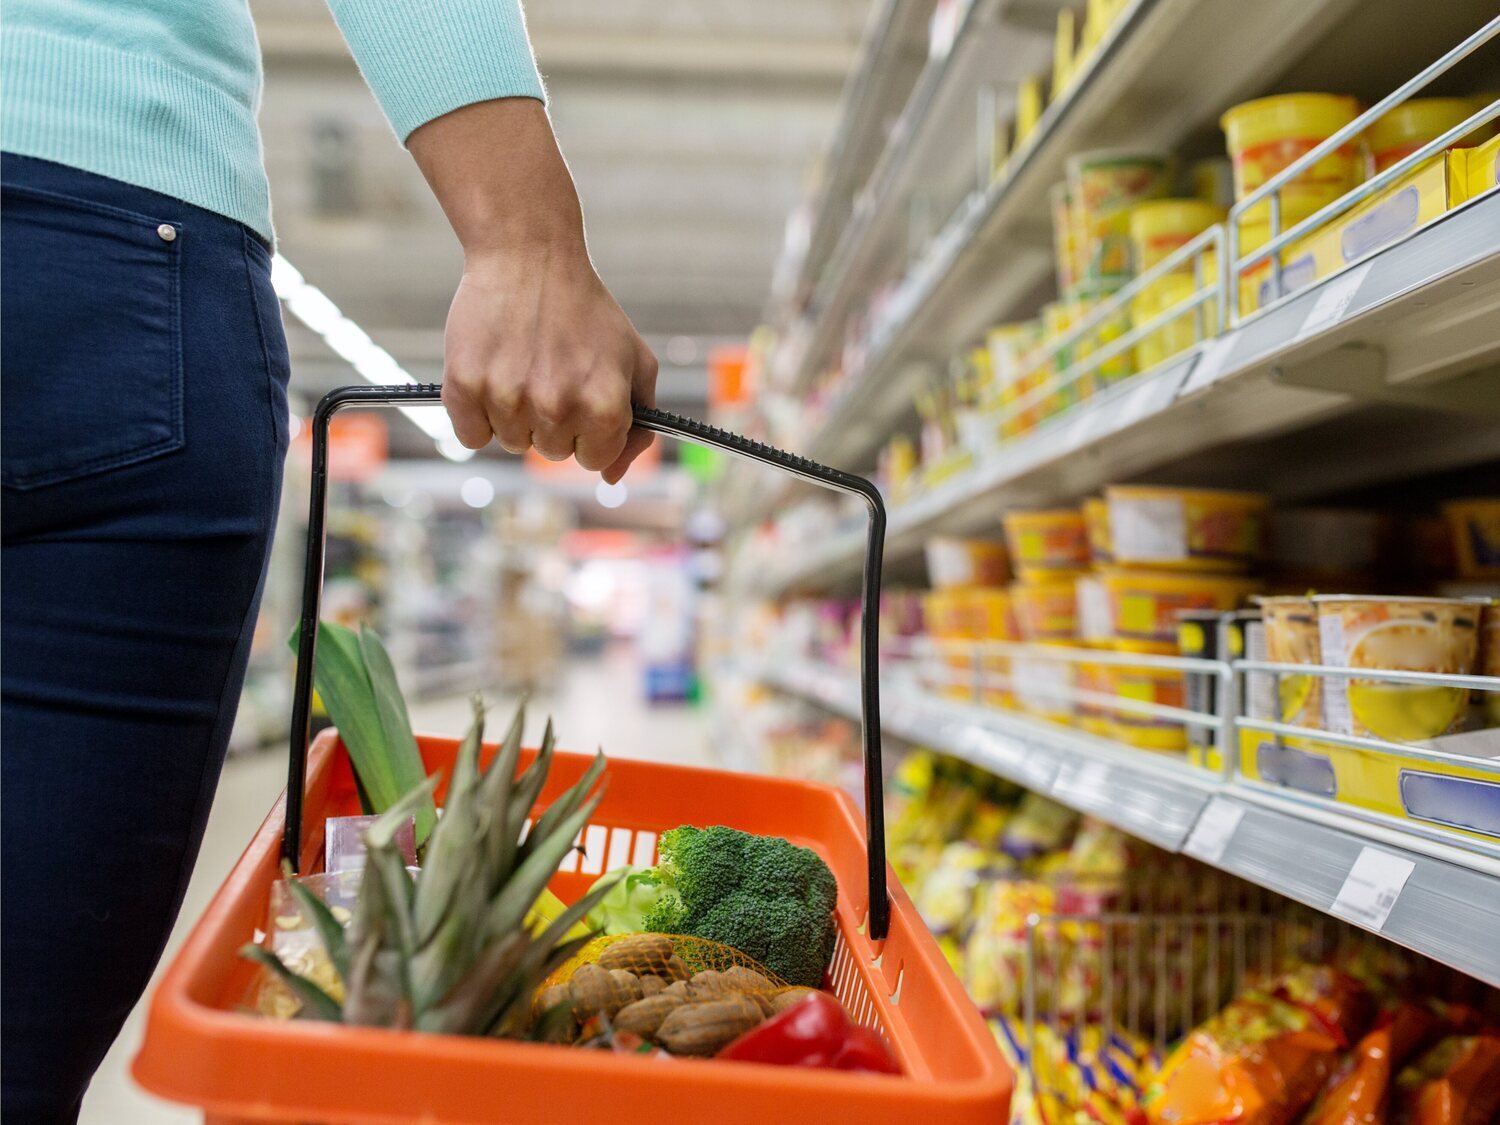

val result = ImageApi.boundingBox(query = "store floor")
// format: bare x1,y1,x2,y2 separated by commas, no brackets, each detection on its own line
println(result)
82,645,712,1123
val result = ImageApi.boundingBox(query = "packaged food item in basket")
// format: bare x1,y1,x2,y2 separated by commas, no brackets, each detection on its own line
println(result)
1004,509,1091,580
1393,1033,1500,1125
1314,596,1482,742
911,840,1005,973
1442,498,1500,580
1105,485,1269,572
1259,595,1323,729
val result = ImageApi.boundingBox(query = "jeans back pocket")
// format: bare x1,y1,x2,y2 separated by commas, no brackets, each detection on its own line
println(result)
1,184,185,490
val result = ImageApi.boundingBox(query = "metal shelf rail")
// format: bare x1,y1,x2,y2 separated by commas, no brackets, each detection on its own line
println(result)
740,641,1500,985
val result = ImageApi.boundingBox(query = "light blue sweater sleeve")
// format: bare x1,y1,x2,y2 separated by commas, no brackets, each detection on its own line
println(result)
326,0,545,143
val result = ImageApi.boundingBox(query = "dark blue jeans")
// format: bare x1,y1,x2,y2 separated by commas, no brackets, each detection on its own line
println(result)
1,154,290,1122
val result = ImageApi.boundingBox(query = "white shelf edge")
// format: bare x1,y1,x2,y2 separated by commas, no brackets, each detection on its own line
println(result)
747,194,1500,595
740,656,1500,986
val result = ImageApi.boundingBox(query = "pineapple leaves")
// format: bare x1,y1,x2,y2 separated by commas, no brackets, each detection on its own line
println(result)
246,696,614,1042
290,620,436,845
240,945,344,1022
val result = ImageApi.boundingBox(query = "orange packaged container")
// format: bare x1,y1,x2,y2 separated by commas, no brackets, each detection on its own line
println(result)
134,388,1013,1125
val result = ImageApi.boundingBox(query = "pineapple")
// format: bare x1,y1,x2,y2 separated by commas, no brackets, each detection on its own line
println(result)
244,697,614,1038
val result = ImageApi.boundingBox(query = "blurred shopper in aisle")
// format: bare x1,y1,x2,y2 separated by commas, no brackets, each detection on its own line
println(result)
1,2,657,1119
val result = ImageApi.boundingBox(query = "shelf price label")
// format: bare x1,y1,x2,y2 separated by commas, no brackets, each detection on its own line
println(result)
1331,846,1415,932
1183,796,1245,864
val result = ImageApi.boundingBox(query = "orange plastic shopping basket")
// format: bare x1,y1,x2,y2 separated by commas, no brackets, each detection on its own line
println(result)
134,386,1013,1124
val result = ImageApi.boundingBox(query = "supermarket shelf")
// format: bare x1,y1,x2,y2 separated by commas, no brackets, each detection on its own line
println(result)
793,0,1389,460
752,194,1500,596
746,657,1500,986
765,0,936,320
784,0,1057,393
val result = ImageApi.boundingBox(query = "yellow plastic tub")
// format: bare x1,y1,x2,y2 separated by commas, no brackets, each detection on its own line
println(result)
1221,93,1363,228
1067,150,1173,294
1365,97,1475,174
925,537,1012,589
1258,595,1323,729
1443,498,1500,580
1100,568,1262,653
1010,579,1079,643
1104,485,1269,572
1082,497,1112,565
1129,274,1215,370
1127,199,1225,273
1072,299,1133,389
1313,595,1482,742
1050,181,1084,298
1103,657,1188,752
1002,509,1090,581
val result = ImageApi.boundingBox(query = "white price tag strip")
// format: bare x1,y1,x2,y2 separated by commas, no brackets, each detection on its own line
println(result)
1179,334,1238,397
1298,262,1372,339
1331,846,1415,931
1053,760,1110,806
1183,796,1246,864
1020,749,1057,791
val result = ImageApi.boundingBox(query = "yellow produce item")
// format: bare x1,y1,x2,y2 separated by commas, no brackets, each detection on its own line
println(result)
1443,497,1500,580
1314,596,1482,742
526,887,593,942
1068,149,1173,294
1101,568,1262,653
1128,199,1225,273
1105,485,1268,572
1221,93,1364,228
1365,97,1475,173
1003,509,1091,580
1259,596,1322,729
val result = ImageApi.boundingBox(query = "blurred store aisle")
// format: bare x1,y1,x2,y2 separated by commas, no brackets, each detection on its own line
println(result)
82,646,710,1124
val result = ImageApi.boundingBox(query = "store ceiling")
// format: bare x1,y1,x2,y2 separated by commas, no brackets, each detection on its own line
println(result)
254,0,870,455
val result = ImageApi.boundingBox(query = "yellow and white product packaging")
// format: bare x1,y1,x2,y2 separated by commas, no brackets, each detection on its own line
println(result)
1067,150,1173,295
1465,132,1500,201
1239,147,1467,315
1259,595,1324,730
1104,485,1268,573
1100,568,1262,655
1051,9,1075,103
1107,655,1189,752
1012,647,1079,724
925,537,1012,589
1130,273,1215,371
1314,595,1481,743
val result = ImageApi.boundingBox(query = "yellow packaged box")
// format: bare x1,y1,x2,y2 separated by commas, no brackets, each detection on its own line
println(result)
1239,146,1466,315
1465,132,1500,201
1237,727,1500,846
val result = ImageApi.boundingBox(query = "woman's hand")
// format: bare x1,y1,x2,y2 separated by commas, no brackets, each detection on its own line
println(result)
409,98,657,482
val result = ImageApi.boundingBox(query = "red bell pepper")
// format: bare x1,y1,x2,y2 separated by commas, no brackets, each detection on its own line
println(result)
717,992,899,1075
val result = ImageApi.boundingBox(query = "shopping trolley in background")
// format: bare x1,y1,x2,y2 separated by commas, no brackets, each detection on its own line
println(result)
133,385,1013,1124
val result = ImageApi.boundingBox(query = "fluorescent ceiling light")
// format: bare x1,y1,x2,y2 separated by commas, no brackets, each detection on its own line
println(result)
272,252,473,461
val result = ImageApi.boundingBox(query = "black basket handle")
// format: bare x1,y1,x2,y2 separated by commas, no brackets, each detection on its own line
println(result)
282,385,890,941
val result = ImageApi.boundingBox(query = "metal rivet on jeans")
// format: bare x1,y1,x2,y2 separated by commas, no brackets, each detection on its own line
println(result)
157,224,177,242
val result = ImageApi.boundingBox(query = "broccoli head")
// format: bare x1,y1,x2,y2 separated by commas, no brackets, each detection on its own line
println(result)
639,825,838,987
